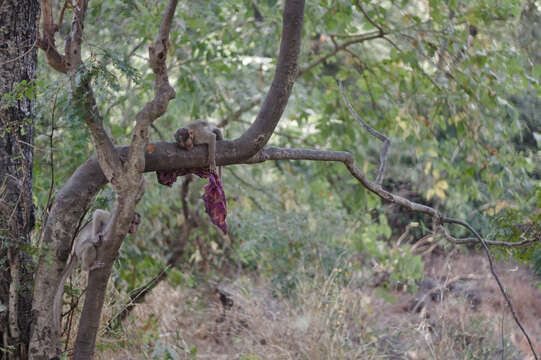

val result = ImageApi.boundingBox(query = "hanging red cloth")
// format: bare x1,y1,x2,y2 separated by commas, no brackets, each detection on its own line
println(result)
156,168,227,234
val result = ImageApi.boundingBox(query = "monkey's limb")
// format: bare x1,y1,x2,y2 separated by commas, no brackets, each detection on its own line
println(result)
54,256,77,332
211,127,223,141
211,125,223,176
208,132,217,172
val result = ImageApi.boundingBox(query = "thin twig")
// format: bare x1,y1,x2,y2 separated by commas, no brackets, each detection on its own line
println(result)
150,124,165,141
441,226,539,247
328,32,379,39
217,98,261,128
226,167,280,203
0,37,38,66
355,1,385,35
339,81,390,184
46,91,59,213
298,32,384,77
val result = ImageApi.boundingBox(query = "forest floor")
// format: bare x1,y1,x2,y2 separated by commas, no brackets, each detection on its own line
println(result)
96,249,541,360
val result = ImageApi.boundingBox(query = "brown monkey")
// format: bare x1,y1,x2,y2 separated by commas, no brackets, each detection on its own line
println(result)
53,210,140,331
175,120,224,174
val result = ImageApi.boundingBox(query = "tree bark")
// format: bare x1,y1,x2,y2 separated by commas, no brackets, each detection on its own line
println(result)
0,1,39,359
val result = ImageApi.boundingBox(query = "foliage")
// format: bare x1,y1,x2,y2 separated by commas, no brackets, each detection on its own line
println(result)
231,193,423,295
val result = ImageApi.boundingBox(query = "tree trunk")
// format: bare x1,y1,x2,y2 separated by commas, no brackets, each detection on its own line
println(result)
0,0,39,359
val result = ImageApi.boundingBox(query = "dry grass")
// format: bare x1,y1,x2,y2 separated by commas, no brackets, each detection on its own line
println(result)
85,251,541,359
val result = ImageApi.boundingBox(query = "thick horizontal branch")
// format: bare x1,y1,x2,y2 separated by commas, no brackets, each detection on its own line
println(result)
244,147,351,163
243,146,435,215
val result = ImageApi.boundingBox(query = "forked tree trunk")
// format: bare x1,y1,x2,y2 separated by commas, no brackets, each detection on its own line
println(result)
0,0,40,359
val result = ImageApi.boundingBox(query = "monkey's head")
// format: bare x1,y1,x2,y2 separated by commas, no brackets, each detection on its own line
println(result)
129,212,141,234
175,127,195,150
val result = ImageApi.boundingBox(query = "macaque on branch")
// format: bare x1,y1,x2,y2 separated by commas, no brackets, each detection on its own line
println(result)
175,120,224,175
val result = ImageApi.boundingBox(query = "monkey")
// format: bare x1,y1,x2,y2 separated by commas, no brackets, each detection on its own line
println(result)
175,120,224,176
53,210,141,331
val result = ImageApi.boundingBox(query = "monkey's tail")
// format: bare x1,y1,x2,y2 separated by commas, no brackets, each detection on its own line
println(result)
53,257,76,332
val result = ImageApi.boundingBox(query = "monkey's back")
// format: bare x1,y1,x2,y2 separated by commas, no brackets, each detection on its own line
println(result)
187,120,223,142
186,120,211,129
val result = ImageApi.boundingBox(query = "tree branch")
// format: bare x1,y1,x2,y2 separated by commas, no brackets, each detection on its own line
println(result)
234,0,305,157
74,80,122,183
355,1,385,35
339,81,390,184
441,226,540,247
298,31,382,77
39,0,122,181
127,0,177,175
38,0,69,73
217,98,261,128
69,0,87,68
